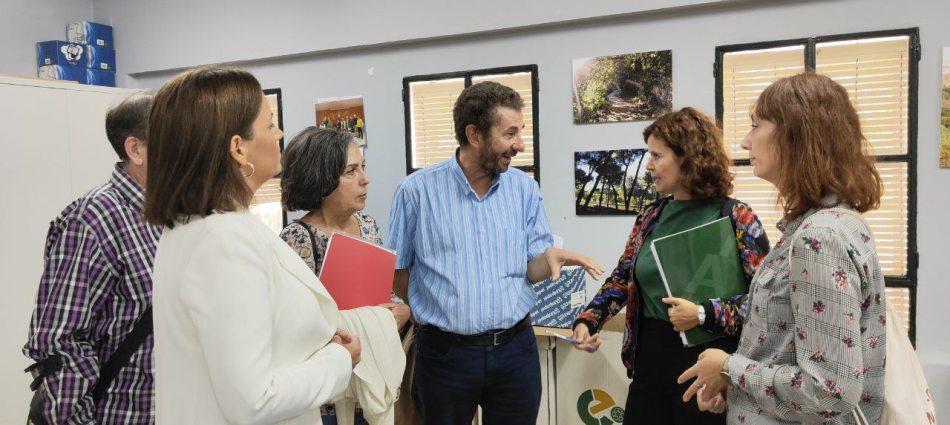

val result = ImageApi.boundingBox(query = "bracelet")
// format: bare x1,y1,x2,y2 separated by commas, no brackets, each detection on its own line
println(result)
720,355,733,386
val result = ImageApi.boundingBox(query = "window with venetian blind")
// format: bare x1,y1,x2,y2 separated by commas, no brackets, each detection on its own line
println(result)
715,29,919,342
403,65,540,181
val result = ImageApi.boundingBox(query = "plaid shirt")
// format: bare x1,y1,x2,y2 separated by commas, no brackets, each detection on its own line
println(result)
24,163,162,425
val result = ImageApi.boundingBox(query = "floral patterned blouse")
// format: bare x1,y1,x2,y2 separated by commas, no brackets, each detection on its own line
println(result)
724,203,886,424
280,211,383,274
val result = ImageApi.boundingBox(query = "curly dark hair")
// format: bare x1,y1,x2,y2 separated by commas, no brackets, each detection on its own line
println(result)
643,107,733,199
453,81,524,145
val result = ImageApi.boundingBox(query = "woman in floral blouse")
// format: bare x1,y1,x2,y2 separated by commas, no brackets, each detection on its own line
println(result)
679,72,886,424
570,107,770,424
279,127,410,424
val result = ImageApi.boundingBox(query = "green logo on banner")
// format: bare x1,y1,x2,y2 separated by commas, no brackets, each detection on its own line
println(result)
577,389,624,425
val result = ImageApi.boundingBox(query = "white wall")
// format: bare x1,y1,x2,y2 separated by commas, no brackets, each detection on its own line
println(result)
120,0,950,414
90,0,733,77
0,0,93,77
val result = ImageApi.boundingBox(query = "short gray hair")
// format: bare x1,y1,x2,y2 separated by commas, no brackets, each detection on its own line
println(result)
281,127,357,212
106,90,154,161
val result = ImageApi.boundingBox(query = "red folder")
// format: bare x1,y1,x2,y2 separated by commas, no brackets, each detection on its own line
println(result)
318,232,396,310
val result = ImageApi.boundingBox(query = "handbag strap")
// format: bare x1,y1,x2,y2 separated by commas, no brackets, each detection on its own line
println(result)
300,221,324,275
25,308,152,406
91,306,152,402
852,405,870,425
719,198,739,226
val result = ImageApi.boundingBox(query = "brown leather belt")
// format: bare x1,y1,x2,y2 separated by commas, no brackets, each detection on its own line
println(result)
421,315,531,347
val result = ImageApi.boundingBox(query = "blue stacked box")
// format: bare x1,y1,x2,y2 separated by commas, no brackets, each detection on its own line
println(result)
36,22,116,87
530,267,588,328
38,65,86,84
36,41,86,67
86,69,116,87
67,21,113,48
87,45,115,71
37,41,115,71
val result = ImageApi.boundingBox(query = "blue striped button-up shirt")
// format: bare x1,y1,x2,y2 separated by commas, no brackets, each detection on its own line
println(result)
387,154,553,335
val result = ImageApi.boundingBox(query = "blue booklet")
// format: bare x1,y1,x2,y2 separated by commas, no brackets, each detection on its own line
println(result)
530,267,587,328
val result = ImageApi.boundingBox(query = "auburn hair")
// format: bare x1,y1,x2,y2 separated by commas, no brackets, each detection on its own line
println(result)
643,107,733,199
144,66,261,228
754,72,882,220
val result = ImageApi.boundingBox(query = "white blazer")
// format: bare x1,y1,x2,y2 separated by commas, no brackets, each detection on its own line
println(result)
152,211,352,425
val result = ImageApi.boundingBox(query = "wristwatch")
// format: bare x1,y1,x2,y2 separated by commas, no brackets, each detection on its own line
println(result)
720,354,733,385
697,306,706,325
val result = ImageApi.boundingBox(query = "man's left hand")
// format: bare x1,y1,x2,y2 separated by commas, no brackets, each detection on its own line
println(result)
542,248,604,282
380,303,411,329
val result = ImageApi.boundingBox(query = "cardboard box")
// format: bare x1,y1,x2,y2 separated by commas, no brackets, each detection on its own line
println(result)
555,314,629,425
85,69,115,87
537,336,556,425
530,266,586,328
38,65,86,84
37,41,115,71
67,21,113,48
86,45,115,71
36,41,86,67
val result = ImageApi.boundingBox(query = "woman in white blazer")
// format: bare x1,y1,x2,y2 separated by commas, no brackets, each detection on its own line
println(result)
144,65,360,425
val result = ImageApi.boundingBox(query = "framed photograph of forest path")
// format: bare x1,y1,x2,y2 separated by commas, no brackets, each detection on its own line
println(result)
941,47,950,168
575,149,659,215
572,50,672,124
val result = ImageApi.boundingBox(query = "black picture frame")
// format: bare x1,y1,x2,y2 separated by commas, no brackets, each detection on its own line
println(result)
263,87,288,230
402,64,541,184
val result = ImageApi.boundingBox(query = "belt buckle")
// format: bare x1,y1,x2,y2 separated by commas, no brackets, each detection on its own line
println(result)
493,332,502,347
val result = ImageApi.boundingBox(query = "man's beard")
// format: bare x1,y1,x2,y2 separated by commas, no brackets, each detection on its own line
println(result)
478,140,515,177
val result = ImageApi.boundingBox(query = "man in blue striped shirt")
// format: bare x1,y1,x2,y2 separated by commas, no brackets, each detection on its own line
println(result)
388,81,603,424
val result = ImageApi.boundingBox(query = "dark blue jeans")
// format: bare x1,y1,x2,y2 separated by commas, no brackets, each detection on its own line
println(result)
320,413,368,425
412,325,542,425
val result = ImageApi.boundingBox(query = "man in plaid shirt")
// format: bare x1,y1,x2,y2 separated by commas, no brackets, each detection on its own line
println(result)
24,92,162,424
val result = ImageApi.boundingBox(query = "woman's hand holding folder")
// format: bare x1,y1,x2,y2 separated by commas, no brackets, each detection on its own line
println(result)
662,297,700,332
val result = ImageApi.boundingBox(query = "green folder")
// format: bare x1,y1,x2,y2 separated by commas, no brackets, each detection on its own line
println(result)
650,217,745,347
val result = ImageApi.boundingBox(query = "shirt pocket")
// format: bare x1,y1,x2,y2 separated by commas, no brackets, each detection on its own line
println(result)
430,219,460,255
754,265,794,331
748,267,776,322
753,266,776,288
491,226,527,279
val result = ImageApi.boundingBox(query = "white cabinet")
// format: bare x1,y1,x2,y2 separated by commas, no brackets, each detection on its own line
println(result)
0,76,131,425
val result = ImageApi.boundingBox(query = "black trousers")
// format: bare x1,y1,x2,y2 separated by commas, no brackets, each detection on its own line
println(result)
623,317,738,425
412,322,541,425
